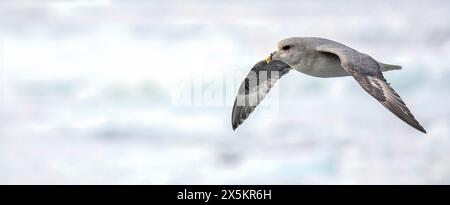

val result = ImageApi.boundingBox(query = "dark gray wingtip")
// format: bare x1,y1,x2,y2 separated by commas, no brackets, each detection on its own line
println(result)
416,125,427,134
231,99,240,130
231,99,245,131
231,99,237,130
232,122,238,130
232,110,238,130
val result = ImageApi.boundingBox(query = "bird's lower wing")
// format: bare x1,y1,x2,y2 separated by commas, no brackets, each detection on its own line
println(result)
315,44,427,133
354,74,426,133
231,60,291,130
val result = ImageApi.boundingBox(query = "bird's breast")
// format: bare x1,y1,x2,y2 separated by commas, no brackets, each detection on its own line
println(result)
293,51,350,78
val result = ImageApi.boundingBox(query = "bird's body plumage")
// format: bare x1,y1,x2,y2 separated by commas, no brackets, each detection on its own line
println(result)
280,37,400,77
231,37,426,133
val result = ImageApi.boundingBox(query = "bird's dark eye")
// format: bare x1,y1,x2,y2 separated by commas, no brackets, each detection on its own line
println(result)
282,45,292,50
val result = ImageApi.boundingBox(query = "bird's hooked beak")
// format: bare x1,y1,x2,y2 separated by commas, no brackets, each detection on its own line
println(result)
265,52,275,64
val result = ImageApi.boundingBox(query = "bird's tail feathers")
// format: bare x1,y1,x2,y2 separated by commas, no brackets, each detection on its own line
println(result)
379,62,402,72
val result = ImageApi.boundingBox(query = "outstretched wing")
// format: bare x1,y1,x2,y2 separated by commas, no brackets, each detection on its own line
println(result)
231,60,291,130
316,44,427,133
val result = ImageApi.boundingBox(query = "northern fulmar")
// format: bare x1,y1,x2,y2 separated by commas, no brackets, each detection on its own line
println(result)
231,37,426,133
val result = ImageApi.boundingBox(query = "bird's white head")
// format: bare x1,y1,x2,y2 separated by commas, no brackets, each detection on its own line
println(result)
265,37,304,66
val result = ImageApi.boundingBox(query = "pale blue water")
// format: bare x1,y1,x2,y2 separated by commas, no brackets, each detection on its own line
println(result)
0,0,449,184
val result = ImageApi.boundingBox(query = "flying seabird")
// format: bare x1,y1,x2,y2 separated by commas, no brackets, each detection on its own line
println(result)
231,37,426,133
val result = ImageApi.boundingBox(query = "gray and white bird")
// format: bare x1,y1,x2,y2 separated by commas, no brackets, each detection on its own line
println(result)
231,37,426,133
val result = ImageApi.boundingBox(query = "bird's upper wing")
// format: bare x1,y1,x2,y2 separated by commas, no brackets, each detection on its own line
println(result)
231,60,292,130
315,44,427,133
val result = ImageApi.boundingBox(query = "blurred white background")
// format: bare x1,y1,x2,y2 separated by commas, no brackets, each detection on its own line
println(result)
0,0,449,184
